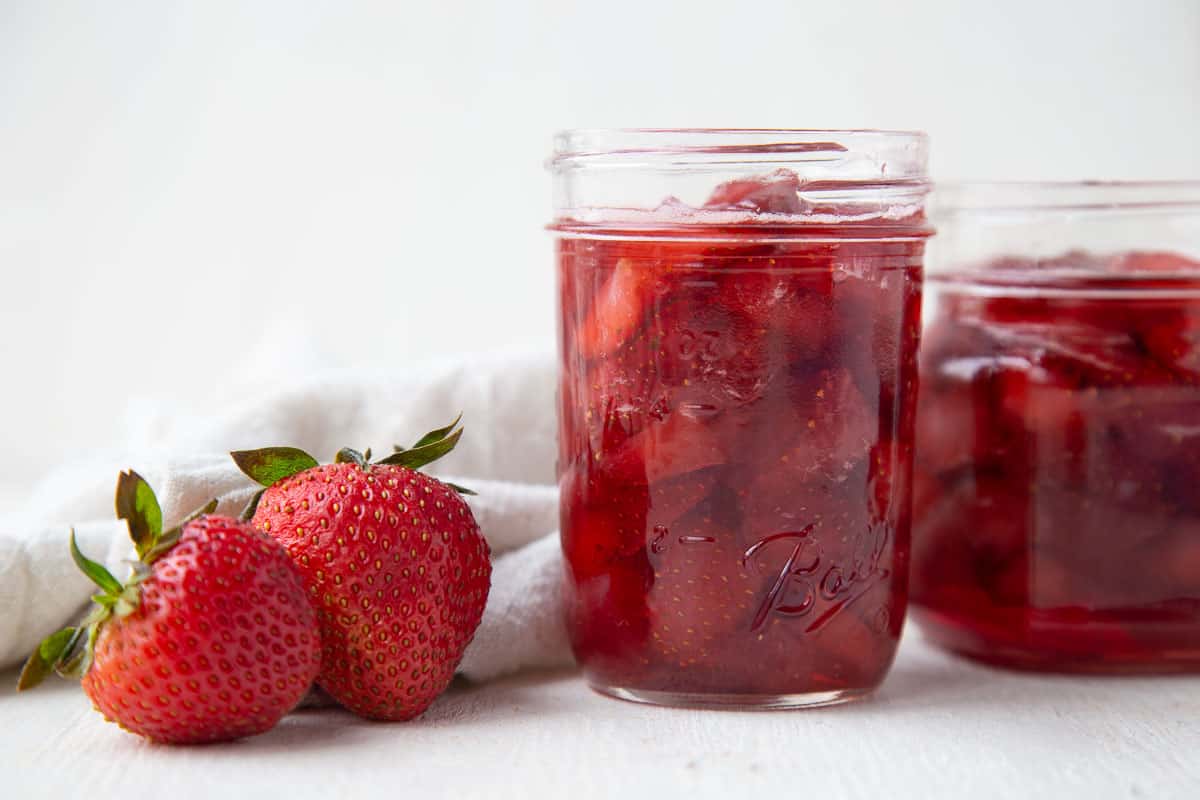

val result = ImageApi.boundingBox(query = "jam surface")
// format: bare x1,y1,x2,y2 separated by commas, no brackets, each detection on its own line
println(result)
556,173,926,697
912,251,1200,671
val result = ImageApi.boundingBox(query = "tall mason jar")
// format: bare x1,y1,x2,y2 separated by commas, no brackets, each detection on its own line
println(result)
549,129,931,707
913,182,1200,672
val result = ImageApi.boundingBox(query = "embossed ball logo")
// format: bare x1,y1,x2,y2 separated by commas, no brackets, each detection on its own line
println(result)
740,521,890,634
647,518,892,636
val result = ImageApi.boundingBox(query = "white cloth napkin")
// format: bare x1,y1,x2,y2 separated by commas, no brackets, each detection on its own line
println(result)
0,352,574,682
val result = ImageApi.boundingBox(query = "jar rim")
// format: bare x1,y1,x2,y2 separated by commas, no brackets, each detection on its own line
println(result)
934,181,1200,214
549,128,929,183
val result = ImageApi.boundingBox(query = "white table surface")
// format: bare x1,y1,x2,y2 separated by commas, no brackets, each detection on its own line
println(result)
2,630,1196,800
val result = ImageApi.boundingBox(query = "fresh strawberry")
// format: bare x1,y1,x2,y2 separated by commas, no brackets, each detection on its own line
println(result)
18,472,320,744
231,417,491,721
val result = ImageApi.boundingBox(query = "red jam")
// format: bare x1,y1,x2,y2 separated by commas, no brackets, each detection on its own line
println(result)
556,172,927,700
912,251,1200,671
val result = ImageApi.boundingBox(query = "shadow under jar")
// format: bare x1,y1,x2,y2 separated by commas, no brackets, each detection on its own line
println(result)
912,182,1200,672
549,129,932,708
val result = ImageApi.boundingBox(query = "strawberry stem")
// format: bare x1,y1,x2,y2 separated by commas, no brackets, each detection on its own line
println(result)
334,448,369,468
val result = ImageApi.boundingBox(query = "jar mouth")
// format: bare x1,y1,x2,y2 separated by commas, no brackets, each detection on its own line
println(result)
928,250,1200,287
549,128,929,185
934,181,1200,215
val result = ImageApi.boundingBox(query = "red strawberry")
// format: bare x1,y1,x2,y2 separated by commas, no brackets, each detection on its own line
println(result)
231,417,491,721
18,471,320,744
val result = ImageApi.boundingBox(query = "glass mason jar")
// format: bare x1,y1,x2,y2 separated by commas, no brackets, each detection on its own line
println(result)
912,182,1200,672
549,129,932,707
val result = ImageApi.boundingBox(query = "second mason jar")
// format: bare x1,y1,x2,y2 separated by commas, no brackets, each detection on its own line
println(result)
913,182,1200,672
549,129,932,707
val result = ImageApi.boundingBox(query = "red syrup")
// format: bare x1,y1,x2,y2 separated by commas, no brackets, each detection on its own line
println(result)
555,171,928,699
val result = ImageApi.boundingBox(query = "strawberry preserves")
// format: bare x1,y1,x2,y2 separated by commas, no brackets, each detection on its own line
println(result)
550,130,931,707
913,240,1200,671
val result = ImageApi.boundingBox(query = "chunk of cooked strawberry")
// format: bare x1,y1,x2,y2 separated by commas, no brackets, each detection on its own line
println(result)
916,471,1029,587
1136,299,1200,377
1159,519,1200,598
911,497,993,612
564,554,653,667
606,407,727,488
652,276,777,408
916,368,985,476
704,168,804,215
836,258,922,401
576,257,654,359
647,465,721,528
715,256,836,362
807,603,897,692
645,517,746,670
559,463,650,579
735,465,849,546
1030,494,1178,607
1110,251,1200,274
772,367,876,482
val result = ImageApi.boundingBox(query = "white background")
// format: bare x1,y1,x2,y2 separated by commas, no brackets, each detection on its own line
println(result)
2,0,1199,508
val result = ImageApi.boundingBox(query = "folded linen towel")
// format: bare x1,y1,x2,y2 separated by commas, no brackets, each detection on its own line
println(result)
0,352,574,682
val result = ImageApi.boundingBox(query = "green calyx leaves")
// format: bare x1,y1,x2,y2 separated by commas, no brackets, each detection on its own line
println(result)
18,474,217,692
20,615,102,690
70,528,121,596
230,416,476,512
114,470,214,565
230,447,320,488
70,524,145,621
377,414,464,471
17,627,80,690
323,414,466,473
410,416,462,450
20,529,140,690
115,470,163,560
334,447,371,468
230,446,321,521
379,416,475,494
